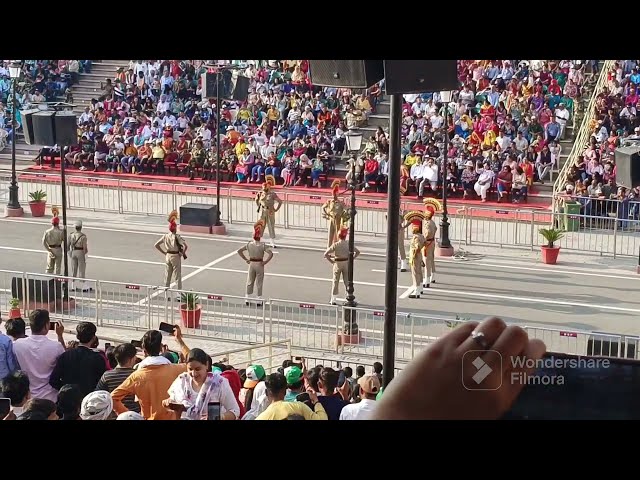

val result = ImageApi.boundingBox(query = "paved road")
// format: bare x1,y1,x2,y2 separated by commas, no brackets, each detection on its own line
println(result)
2,217,639,343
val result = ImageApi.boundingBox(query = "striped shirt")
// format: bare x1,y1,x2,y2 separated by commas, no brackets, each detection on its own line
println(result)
96,367,140,413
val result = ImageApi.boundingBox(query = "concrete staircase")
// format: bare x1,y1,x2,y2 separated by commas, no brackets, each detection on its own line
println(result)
69,60,130,114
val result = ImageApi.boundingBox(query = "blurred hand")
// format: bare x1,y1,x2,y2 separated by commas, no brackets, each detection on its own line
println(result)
172,324,183,342
306,388,318,404
55,321,65,337
372,317,546,420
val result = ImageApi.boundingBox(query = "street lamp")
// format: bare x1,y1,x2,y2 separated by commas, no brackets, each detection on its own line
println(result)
343,128,363,336
438,90,453,255
7,61,23,216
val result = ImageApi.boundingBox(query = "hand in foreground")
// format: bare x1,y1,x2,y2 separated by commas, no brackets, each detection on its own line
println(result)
372,317,546,420
171,324,183,342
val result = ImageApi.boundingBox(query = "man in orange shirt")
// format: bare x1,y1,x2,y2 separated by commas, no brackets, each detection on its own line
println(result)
111,327,190,420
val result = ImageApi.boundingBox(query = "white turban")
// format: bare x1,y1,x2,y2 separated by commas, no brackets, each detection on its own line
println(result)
80,391,113,421
117,411,145,421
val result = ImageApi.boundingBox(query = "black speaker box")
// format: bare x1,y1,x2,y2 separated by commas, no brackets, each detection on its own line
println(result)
54,111,78,145
233,75,250,102
12,277,64,303
308,60,384,89
201,72,222,99
180,203,219,226
614,146,640,189
383,60,459,95
20,109,40,145
32,111,56,146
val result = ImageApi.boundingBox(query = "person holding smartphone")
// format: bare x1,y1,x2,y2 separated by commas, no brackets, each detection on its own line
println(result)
256,372,327,420
164,348,239,420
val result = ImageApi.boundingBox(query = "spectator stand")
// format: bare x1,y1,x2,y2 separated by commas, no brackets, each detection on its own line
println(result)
553,61,640,234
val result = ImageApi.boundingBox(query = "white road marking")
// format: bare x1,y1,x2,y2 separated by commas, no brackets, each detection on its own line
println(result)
399,287,414,299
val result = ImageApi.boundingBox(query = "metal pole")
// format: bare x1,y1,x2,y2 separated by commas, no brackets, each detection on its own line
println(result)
383,93,402,388
60,140,69,281
344,157,358,333
215,70,222,226
8,77,20,210
440,101,452,249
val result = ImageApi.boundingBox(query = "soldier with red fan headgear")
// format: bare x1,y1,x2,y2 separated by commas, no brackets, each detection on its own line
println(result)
422,198,440,288
321,179,347,248
154,210,188,291
236,220,273,305
43,206,65,275
323,225,360,305
255,174,282,248
404,211,426,299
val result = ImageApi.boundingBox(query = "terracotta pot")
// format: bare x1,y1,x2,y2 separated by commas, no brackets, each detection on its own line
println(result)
541,246,560,265
9,307,21,319
29,201,46,217
180,304,202,329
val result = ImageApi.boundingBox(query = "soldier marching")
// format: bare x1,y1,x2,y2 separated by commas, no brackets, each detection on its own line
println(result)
236,220,274,306
154,210,188,293
255,175,282,248
322,180,348,248
324,226,360,305
422,198,440,288
404,211,426,299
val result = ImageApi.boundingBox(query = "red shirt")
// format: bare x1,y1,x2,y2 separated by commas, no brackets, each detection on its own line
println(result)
365,159,379,174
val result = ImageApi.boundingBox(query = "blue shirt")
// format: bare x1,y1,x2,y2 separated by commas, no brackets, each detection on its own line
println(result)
0,333,18,380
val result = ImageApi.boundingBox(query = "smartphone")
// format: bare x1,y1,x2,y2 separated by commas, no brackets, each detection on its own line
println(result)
49,321,58,331
104,343,111,350
502,352,640,420
0,398,10,419
206,402,221,420
131,340,143,348
337,370,346,388
159,322,176,334
293,356,303,363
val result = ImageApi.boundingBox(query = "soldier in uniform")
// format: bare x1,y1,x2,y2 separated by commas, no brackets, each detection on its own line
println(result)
404,211,426,299
322,180,347,248
386,208,409,272
255,175,282,248
42,207,65,275
236,220,274,305
154,210,188,292
324,227,360,305
69,220,91,292
422,210,438,288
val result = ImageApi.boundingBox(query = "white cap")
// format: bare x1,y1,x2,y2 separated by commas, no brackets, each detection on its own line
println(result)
117,411,145,420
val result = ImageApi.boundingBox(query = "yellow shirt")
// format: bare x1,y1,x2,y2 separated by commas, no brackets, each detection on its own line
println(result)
152,146,166,159
256,400,328,420
235,141,247,157
404,154,419,167
268,108,279,121
237,109,251,121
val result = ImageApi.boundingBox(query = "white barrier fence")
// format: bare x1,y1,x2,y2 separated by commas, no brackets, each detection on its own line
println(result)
3,268,638,363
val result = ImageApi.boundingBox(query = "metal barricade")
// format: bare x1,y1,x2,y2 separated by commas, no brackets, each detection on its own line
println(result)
523,326,588,356
21,272,99,324
283,193,326,231
119,179,175,216
17,172,62,207
96,280,153,330
268,299,341,353
174,185,231,223
208,339,292,372
157,288,266,344
66,175,120,213
302,355,405,376
0,269,25,315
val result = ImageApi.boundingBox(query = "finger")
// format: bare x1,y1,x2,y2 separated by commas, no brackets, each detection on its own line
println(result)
456,317,506,355
507,339,546,379
439,321,479,351
483,325,530,372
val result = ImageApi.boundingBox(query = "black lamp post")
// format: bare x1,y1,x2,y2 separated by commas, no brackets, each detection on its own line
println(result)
7,61,22,215
343,128,363,334
439,91,452,252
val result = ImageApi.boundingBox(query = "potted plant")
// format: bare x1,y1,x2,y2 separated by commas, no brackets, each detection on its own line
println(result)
539,227,565,265
8,298,21,319
180,292,201,329
28,190,47,217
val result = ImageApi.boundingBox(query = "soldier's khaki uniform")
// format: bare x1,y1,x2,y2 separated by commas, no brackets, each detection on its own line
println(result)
322,198,346,248
244,241,272,298
256,190,282,244
409,232,426,297
156,232,186,290
43,226,65,275
68,230,88,289
324,239,360,304
385,211,408,271
423,219,438,286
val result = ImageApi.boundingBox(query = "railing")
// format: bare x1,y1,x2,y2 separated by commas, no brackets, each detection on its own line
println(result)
208,339,292,374
3,268,637,365
552,60,614,207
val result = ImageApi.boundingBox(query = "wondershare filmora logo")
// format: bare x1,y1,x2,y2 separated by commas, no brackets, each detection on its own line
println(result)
462,350,503,391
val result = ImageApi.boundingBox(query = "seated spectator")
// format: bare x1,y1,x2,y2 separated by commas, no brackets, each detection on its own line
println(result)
17,398,59,420
13,309,65,402
165,348,240,420
256,373,327,420
111,328,190,420
0,324,18,380
117,411,145,420
57,384,83,420
283,366,305,401
1,370,30,418
316,367,349,421
95,343,141,413
80,390,114,420
340,374,380,420
240,364,268,420
49,322,108,399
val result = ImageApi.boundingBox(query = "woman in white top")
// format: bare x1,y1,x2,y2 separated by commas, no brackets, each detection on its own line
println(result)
165,348,240,420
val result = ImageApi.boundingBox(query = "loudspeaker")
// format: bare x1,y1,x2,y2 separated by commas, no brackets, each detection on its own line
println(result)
20,109,40,145
232,75,250,102
201,72,223,99
11,277,64,303
614,146,640,189
383,60,459,95
32,111,56,146
180,203,219,226
54,111,78,145
308,60,384,89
